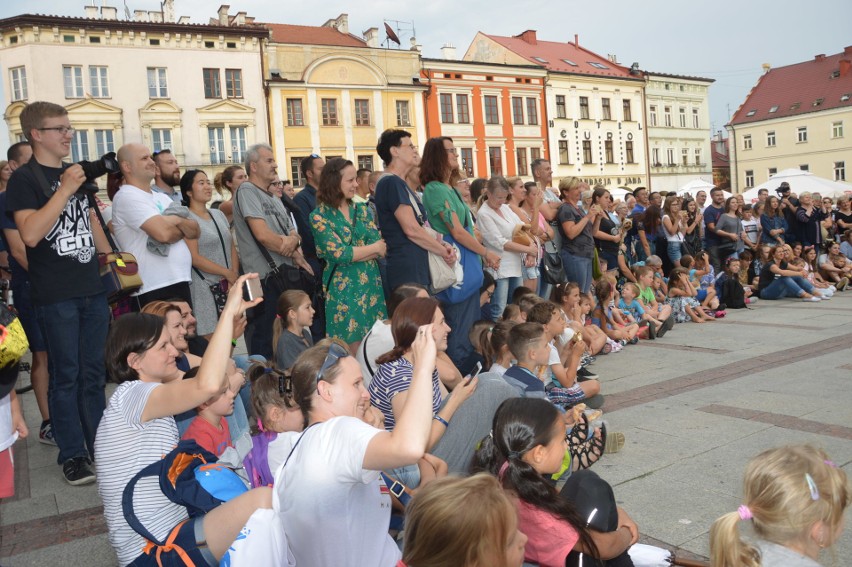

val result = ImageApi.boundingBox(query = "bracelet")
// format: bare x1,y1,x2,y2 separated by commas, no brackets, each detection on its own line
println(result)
433,414,449,427
231,339,238,347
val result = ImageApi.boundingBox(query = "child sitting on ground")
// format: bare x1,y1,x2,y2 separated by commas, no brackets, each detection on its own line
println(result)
715,258,757,309
738,248,755,288
592,280,639,345
634,266,674,329
501,303,523,323
801,246,836,294
554,282,608,355
516,293,543,322
710,444,849,567
619,282,664,337
644,255,669,297
181,367,241,456
273,290,314,373
752,245,772,288
667,267,715,323
682,252,722,313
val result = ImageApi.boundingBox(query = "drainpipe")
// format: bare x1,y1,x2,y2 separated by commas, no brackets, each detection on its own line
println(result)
728,124,737,192
260,32,273,147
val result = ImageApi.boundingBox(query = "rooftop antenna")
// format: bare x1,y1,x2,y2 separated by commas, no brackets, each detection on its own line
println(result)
123,0,131,20
383,19,415,49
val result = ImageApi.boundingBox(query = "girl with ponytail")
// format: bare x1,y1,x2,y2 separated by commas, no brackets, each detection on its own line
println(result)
710,444,849,567
471,397,638,567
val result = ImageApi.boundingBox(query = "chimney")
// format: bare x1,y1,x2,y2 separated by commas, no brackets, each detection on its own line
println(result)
363,27,378,48
162,0,175,23
607,53,618,64
101,6,118,20
234,11,246,26
815,54,826,61
178,15,190,24
323,14,349,34
134,10,148,22
148,11,164,23
441,43,457,60
217,5,230,26
574,34,579,46
762,63,771,73
518,30,537,45
84,5,99,19
840,59,852,78
844,46,852,57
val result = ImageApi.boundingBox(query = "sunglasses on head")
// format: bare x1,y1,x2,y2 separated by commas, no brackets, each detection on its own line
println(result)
316,342,350,387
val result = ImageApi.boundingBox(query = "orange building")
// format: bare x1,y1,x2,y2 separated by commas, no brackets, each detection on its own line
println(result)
421,55,549,179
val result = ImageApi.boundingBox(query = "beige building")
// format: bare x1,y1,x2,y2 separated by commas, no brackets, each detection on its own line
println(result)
644,72,714,192
0,3,268,176
726,47,852,193
264,14,426,185
464,30,648,191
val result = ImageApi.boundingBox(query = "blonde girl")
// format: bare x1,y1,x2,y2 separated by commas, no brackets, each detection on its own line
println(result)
273,290,314,372
710,445,849,567
553,282,609,354
248,364,303,436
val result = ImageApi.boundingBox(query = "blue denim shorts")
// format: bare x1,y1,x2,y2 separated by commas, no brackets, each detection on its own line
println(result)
523,265,540,280
128,516,217,567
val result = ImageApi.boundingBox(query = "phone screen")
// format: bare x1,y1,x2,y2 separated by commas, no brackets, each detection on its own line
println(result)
472,361,483,378
244,278,263,301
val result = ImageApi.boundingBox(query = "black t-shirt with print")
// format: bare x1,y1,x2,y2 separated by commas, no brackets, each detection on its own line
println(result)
5,160,103,304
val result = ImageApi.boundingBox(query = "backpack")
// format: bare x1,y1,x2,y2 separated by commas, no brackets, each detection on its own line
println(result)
720,277,746,309
243,431,277,488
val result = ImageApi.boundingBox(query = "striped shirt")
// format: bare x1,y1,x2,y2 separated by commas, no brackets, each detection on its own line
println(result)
368,357,441,430
94,381,187,566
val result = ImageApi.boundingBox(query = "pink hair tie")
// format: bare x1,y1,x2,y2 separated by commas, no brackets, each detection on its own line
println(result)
257,418,265,433
825,459,837,468
737,505,752,521
498,460,510,479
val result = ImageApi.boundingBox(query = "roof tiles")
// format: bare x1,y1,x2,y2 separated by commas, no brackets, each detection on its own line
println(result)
265,23,366,48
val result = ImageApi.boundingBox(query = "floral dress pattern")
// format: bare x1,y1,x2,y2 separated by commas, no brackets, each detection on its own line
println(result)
311,202,387,343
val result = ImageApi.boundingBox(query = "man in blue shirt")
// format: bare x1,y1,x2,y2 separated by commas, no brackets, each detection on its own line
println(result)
702,187,727,272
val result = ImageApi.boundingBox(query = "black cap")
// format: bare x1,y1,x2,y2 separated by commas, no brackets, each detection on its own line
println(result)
559,469,618,532
779,182,791,191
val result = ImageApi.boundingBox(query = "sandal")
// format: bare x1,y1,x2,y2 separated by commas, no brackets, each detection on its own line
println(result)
569,422,607,471
600,342,613,355
604,430,626,454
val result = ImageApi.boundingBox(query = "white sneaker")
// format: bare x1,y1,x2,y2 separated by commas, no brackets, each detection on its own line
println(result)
817,293,831,300
802,296,821,302
829,285,837,293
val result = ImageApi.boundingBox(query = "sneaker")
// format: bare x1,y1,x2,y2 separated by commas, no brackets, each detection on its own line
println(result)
745,297,758,304
577,367,599,380
817,293,831,300
837,277,849,291
62,457,96,486
802,296,821,302
39,421,57,446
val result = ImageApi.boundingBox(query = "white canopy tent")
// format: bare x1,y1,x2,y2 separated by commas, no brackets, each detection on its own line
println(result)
741,169,852,203
675,178,728,200
608,186,632,201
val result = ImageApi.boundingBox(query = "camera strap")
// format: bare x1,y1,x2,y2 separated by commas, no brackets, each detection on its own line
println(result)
27,159,61,200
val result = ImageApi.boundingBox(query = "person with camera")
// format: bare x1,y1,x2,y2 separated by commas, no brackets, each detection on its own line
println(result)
776,182,800,242
5,101,114,485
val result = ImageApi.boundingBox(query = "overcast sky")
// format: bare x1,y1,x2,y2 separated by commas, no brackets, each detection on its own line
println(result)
3,0,851,135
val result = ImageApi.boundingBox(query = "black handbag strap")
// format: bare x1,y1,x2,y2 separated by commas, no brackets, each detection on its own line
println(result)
236,183,289,275
191,211,231,284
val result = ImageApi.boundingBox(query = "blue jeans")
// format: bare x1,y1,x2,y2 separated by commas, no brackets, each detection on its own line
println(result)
488,276,522,321
759,276,814,300
561,250,593,294
667,241,684,265
442,291,480,369
36,293,109,464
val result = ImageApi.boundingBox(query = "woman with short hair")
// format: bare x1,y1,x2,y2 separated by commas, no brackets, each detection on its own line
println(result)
557,177,602,294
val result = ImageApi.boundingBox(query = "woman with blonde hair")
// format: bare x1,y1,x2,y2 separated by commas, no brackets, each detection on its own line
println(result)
401,474,527,567
710,444,849,567
558,177,603,293
0,160,11,193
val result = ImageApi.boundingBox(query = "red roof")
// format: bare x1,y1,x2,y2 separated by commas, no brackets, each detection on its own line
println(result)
482,31,639,80
711,139,730,169
265,23,366,47
730,47,852,126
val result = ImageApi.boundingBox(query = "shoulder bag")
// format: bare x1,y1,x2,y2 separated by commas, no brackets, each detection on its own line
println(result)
433,186,484,304
405,188,457,294
192,211,231,316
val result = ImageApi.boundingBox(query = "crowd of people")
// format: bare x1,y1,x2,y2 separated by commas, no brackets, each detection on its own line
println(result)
0,100,849,567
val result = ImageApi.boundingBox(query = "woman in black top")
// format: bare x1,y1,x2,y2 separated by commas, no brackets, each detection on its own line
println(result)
758,245,826,301
795,192,827,247
591,187,620,273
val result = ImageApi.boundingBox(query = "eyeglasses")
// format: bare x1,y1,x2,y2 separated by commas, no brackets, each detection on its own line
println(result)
316,342,350,387
38,126,75,135
445,147,458,155
400,143,418,151
269,181,284,187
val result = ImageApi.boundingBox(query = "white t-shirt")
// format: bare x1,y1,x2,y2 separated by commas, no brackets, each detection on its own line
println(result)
356,319,393,388
112,184,192,294
742,218,759,246
476,203,524,279
0,394,16,453
273,417,400,567
95,381,187,566
662,214,684,242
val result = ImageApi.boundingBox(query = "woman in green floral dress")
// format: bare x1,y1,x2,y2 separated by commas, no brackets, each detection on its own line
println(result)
310,158,388,351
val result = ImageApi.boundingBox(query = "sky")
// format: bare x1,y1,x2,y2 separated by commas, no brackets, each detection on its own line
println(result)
2,0,851,136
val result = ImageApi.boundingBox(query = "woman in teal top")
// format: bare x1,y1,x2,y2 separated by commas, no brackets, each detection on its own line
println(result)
311,158,388,350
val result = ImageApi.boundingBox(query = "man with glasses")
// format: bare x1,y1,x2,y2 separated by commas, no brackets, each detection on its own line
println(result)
6,101,113,485
151,149,182,204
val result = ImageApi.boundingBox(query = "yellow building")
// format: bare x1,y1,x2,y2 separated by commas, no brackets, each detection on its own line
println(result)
264,14,426,185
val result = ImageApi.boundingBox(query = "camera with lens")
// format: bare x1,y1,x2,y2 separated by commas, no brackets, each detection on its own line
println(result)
77,152,119,194
775,182,791,198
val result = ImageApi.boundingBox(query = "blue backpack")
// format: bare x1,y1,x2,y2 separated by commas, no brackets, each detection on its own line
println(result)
243,431,277,488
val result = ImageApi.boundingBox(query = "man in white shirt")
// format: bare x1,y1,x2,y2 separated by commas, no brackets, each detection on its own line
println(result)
112,143,199,307
151,149,182,204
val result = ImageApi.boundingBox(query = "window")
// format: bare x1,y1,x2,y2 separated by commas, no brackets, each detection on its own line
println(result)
681,148,689,166
649,106,657,126
745,170,754,188
94,129,114,156
743,135,752,150
692,108,699,129
484,96,500,124
766,131,776,147
516,148,529,176
88,66,109,98
460,148,474,177
9,67,27,101
652,148,661,166
358,155,374,171
63,65,84,98
679,107,687,128
579,97,589,119
832,121,844,138
622,99,632,121
582,140,593,164
147,67,168,98
835,161,846,181
70,130,89,162
321,98,338,126
530,148,541,162
769,105,778,113
488,147,502,176
664,106,672,127
800,164,809,172
605,140,614,163
768,167,777,176
526,98,538,125
151,128,172,153
396,100,411,126
286,99,304,126
694,148,701,166
625,141,634,164
230,126,246,163
556,95,567,119
512,97,524,125
208,127,225,164
562,59,578,66
439,93,454,123
225,69,243,98
290,157,305,187
558,140,570,164
602,98,611,120
354,99,371,126
588,62,609,69
456,94,470,124
203,68,221,98
149,38,160,46
666,148,675,165
797,126,807,143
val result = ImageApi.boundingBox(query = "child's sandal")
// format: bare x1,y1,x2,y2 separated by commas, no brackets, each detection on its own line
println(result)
570,423,607,471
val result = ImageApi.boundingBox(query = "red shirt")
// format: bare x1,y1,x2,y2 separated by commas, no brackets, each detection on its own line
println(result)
182,415,232,456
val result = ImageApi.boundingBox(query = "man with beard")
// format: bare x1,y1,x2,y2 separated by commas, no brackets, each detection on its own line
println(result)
151,149,182,204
